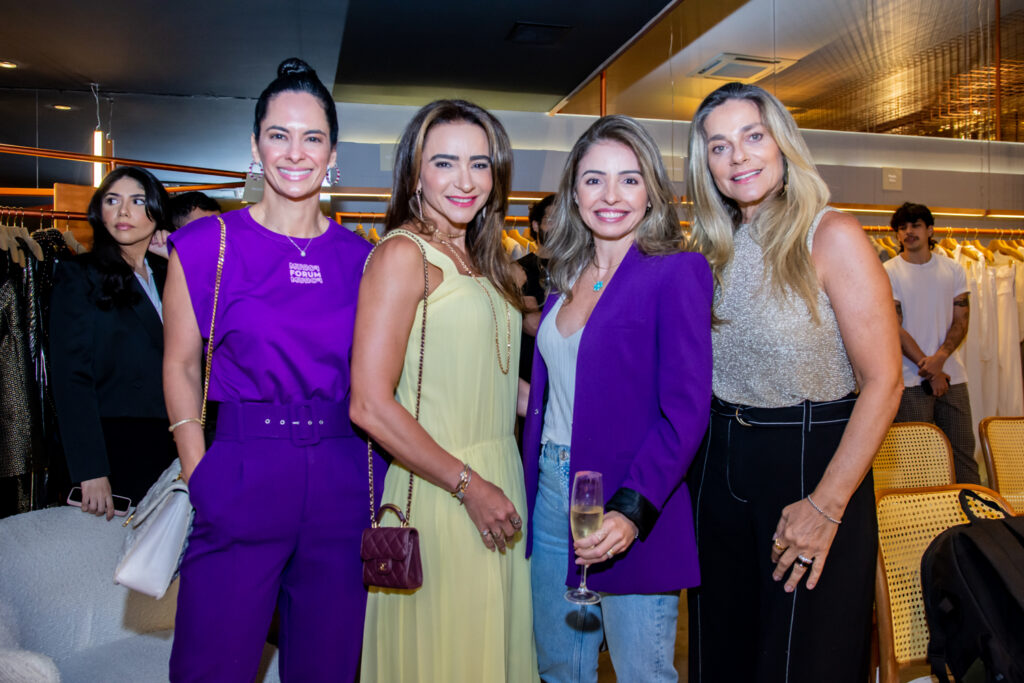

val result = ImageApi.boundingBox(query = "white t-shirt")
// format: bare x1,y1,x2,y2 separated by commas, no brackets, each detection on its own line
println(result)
884,252,969,387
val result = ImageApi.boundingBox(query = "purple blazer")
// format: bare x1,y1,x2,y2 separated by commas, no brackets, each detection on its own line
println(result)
523,245,712,594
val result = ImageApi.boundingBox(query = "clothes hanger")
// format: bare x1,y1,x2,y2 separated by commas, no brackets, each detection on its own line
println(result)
509,228,530,249
991,232,1024,262
16,212,44,261
0,209,11,253
60,212,86,254
875,235,897,258
969,234,995,265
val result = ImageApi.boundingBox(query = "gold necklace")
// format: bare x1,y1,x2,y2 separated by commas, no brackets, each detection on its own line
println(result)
435,237,512,375
434,228,464,239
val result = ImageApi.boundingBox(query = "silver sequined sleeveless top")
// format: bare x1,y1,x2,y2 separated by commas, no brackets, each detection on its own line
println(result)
712,207,855,407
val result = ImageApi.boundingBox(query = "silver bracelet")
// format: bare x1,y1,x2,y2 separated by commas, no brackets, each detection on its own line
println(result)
806,494,841,525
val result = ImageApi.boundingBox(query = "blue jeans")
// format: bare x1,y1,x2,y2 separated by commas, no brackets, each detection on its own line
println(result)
531,442,679,683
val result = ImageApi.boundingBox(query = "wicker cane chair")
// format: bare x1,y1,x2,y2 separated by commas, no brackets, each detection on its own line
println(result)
978,416,1024,514
875,484,1013,683
872,422,956,492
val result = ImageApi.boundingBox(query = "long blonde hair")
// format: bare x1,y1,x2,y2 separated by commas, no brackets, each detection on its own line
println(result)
546,115,685,299
687,82,830,321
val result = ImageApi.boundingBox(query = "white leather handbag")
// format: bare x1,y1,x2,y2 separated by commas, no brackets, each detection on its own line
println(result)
113,461,193,599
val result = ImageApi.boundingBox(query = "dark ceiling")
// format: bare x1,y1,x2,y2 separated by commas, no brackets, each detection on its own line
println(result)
335,0,669,107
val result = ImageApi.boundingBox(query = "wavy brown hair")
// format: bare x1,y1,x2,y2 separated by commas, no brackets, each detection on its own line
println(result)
386,99,522,309
545,114,686,299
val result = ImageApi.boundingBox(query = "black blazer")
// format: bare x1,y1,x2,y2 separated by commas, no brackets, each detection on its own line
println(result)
49,253,168,483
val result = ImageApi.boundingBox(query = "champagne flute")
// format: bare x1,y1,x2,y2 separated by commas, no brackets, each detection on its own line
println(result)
566,470,603,605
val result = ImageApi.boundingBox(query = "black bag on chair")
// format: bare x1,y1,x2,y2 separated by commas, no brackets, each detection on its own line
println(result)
920,489,1024,683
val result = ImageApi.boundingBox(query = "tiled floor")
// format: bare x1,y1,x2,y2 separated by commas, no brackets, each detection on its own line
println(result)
596,591,689,681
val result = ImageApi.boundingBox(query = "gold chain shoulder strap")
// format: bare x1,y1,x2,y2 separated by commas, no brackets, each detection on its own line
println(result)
200,216,227,428
367,229,430,525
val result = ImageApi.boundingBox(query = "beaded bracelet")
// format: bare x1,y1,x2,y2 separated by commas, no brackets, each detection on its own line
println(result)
806,494,842,525
168,417,202,433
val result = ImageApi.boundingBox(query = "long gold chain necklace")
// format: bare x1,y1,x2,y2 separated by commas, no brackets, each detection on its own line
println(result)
435,236,512,375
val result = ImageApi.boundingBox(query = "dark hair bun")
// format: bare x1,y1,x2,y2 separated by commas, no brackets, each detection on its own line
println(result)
278,58,315,79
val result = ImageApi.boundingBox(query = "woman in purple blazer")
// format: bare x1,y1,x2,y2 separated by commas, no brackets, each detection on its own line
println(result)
523,115,712,683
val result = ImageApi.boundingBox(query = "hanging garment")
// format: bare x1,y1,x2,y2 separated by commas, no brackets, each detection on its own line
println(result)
956,250,998,456
0,277,33,478
994,265,1024,416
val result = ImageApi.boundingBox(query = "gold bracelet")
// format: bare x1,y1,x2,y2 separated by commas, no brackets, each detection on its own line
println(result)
168,417,202,433
452,463,472,504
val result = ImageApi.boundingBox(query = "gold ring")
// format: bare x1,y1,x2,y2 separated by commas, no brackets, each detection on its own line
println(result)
773,538,786,551
606,550,614,560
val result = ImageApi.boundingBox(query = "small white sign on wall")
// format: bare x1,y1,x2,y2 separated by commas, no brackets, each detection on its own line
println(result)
882,167,902,191
380,144,395,172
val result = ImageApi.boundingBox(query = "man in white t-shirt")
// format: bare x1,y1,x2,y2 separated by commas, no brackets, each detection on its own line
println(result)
884,202,979,483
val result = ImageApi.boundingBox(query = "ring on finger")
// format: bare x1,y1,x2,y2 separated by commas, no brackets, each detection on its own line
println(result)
772,538,787,552
605,550,614,560
481,529,491,538
510,516,522,529
795,554,814,569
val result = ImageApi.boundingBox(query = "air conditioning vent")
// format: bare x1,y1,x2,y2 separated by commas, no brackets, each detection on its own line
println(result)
689,53,796,83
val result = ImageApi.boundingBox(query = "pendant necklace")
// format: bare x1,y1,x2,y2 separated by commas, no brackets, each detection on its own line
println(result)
285,234,316,258
593,264,612,292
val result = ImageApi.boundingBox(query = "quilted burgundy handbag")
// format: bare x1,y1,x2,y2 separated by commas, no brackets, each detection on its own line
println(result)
360,231,430,590
360,502,422,589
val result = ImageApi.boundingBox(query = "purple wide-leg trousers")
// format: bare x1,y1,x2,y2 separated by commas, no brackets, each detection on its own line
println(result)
170,403,375,682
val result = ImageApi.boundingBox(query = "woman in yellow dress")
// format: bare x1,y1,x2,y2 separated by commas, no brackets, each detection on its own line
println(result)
351,99,538,682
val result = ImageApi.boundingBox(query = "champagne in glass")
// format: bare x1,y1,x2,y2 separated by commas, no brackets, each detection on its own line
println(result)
570,505,603,540
565,471,603,605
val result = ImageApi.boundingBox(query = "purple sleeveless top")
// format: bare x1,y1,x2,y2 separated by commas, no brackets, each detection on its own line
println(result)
168,207,371,404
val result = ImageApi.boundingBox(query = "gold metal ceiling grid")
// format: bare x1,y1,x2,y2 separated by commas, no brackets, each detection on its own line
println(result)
786,9,1024,140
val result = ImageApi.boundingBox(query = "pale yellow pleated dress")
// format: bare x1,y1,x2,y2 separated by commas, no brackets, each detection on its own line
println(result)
360,232,539,683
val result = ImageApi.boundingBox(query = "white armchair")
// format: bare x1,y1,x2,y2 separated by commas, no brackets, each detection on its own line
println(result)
0,507,278,682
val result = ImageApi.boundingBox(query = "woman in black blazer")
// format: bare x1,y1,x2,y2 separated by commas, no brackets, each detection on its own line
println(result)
50,166,177,519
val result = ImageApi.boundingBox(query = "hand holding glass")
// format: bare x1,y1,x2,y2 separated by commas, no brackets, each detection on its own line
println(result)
566,470,603,604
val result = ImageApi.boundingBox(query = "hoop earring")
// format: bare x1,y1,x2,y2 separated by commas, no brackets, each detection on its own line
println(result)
411,188,424,222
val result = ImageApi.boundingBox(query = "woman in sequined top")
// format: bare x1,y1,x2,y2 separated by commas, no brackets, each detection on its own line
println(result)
684,82,903,683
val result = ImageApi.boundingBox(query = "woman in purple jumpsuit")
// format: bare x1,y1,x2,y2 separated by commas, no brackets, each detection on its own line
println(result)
163,58,372,682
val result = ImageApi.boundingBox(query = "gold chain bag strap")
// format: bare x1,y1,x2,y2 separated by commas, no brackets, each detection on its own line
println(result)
201,216,227,427
360,229,427,589
113,215,226,599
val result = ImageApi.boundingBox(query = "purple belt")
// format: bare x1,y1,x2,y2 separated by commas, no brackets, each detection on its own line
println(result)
214,400,356,446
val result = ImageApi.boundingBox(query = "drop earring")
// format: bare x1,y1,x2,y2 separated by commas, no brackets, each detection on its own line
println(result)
242,160,265,204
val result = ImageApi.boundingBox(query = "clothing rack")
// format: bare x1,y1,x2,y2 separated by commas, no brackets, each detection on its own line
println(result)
0,206,87,220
